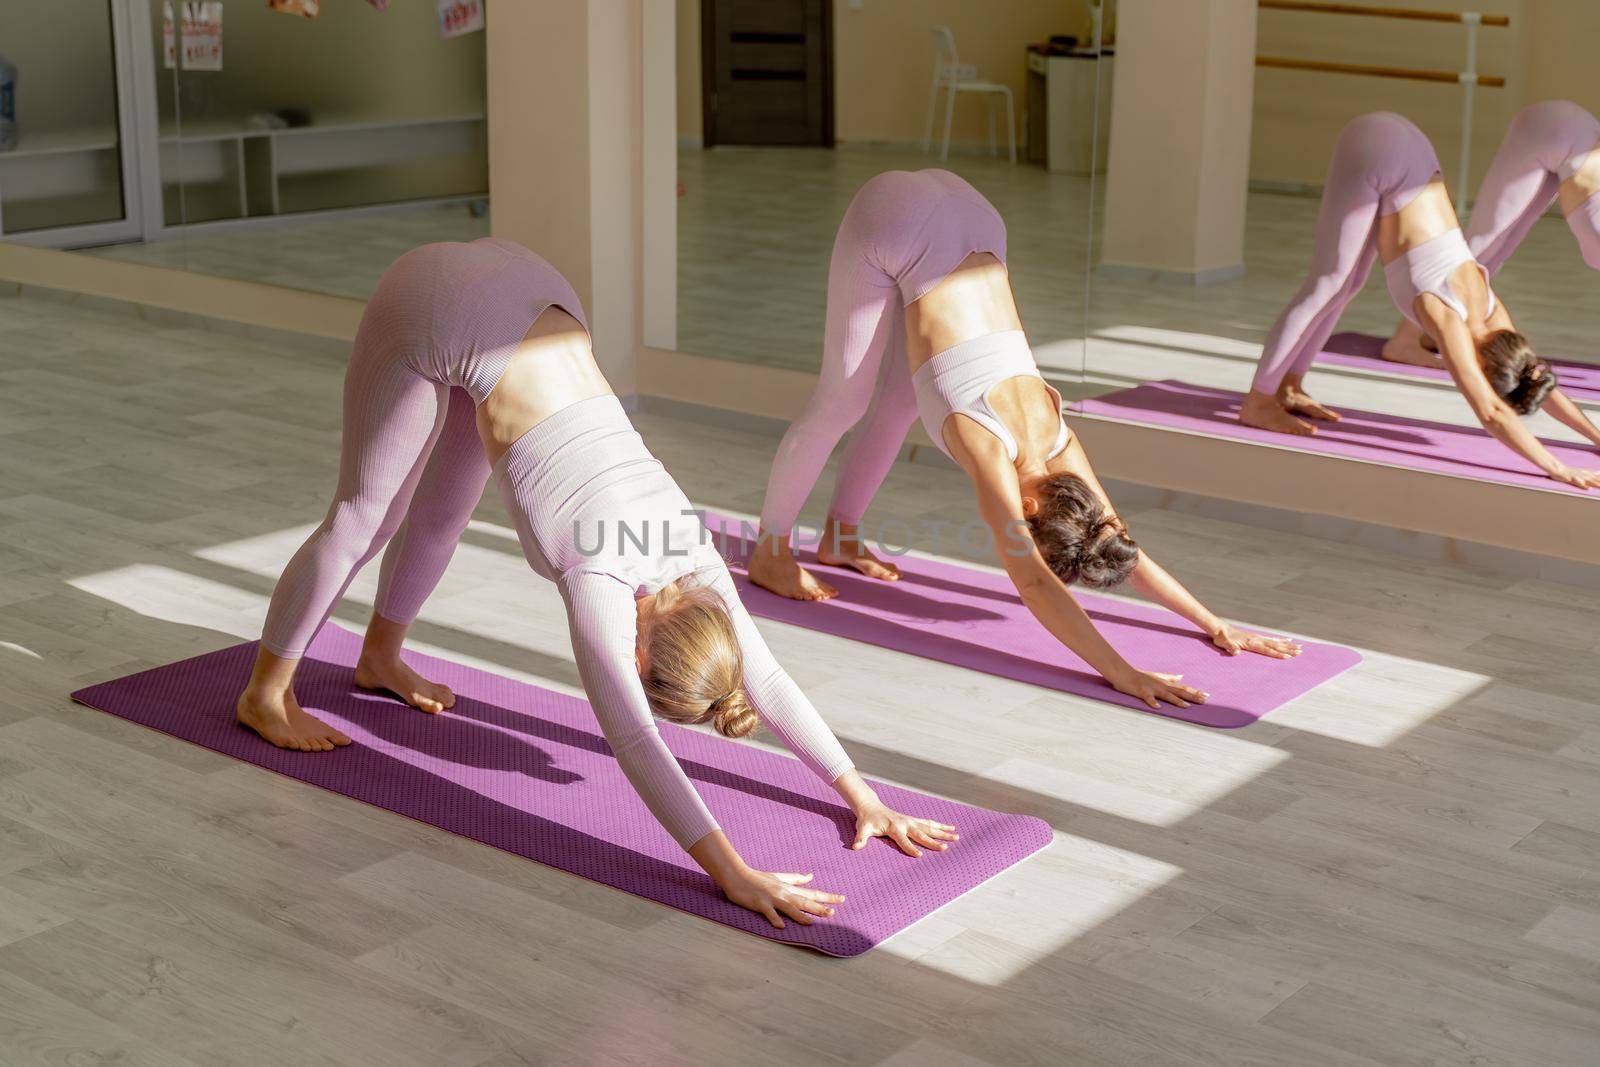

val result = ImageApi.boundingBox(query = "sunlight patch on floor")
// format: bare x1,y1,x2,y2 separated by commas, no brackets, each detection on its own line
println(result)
1265,655,1487,747
1081,323,1592,434
69,563,268,640
882,836,1181,982
192,522,320,577
1092,324,1265,359
1033,338,1086,375
978,751,1286,828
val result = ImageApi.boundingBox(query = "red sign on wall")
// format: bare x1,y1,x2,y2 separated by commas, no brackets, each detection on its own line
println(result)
437,0,484,40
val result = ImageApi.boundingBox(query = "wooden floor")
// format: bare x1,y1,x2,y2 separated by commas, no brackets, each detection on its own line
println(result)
1,287,1598,1066
85,202,490,301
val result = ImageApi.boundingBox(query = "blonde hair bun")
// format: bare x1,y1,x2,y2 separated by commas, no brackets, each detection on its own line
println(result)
639,578,762,738
709,689,758,738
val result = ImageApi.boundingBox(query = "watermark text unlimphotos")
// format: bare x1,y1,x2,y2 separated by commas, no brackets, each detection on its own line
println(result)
572,510,1034,558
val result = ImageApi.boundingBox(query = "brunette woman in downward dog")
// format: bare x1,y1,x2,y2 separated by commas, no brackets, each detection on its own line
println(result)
1384,101,1600,367
1243,112,1600,489
236,239,955,929
747,170,1302,713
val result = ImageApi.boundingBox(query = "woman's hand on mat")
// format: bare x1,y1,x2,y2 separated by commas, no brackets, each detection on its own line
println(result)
851,802,959,858
1211,625,1303,660
720,869,845,929
1549,464,1600,490
1108,665,1208,710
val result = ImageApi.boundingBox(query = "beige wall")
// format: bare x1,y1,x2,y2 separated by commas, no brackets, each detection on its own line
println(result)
488,0,643,393
1101,0,1256,279
677,0,1090,149
1519,2,1600,117
1249,0,1521,194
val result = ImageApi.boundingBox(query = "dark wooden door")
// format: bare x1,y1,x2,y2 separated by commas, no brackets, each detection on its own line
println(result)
702,0,833,147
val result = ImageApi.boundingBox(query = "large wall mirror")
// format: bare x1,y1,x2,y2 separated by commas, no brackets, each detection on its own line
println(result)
668,0,1106,384
1080,0,1600,463
2,0,487,301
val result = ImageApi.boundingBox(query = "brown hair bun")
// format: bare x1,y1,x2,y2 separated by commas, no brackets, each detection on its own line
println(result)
1027,473,1140,589
1480,330,1557,415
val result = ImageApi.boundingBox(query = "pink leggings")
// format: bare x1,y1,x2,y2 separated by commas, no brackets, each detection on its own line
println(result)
1467,100,1600,274
259,240,585,658
1251,112,1440,394
758,170,1006,537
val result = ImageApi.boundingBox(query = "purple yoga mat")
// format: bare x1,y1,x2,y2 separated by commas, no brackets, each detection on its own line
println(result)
1078,379,1600,497
1321,331,1600,400
704,513,1361,729
69,625,1050,957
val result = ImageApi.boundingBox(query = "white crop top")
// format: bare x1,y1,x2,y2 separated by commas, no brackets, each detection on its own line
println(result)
1384,228,1498,327
911,330,1069,463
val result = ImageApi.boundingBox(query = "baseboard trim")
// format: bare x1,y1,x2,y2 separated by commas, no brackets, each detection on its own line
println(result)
0,243,363,341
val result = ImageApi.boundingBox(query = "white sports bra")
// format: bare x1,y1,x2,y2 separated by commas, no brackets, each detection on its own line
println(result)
1384,228,1497,327
911,330,1070,463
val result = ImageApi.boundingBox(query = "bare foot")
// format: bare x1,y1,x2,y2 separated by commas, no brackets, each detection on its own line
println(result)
354,653,456,714
1239,391,1316,436
1381,319,1444,367
236,688,351,752
748,541,838,601
816,522,901,582
1278,385,1341,423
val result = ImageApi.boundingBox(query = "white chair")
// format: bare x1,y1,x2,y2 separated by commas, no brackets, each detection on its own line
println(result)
921,25,1016,163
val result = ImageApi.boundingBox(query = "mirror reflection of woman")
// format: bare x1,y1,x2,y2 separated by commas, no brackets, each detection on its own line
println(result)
236,239,954,929
1242,112,1600,490
1385,101,1600,367
749,170,1301,713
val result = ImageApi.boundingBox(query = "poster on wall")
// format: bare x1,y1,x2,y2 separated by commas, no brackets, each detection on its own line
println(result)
181,2,224,71
163,2,176,69
437,0,484,39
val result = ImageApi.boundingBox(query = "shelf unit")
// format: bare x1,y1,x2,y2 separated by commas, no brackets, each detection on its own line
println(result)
157,112,487,222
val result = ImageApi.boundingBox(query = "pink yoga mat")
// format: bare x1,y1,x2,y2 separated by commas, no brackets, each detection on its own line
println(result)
70,625,1050,958
1078,379,1600,497
705,512,1361,729
1321,331,1600,400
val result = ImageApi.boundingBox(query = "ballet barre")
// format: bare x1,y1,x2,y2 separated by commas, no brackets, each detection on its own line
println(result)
1257,2,1508,199
1257,2,1508,27
1254,56,1504,88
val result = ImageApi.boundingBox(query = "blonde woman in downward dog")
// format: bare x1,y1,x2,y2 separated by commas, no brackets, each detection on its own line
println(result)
236,239,956,929
1384,101,1600,368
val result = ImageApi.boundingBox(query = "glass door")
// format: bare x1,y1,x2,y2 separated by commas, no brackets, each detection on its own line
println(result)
0,0,145,246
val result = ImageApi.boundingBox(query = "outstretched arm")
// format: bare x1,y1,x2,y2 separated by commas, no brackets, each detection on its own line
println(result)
561,570,720,848
1433,313,1600,489
1047,434,1299,659
951,432,1205,710
561,569,843,928
1542,389,1600,450
699,563,958,858
1125,554,1300,659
